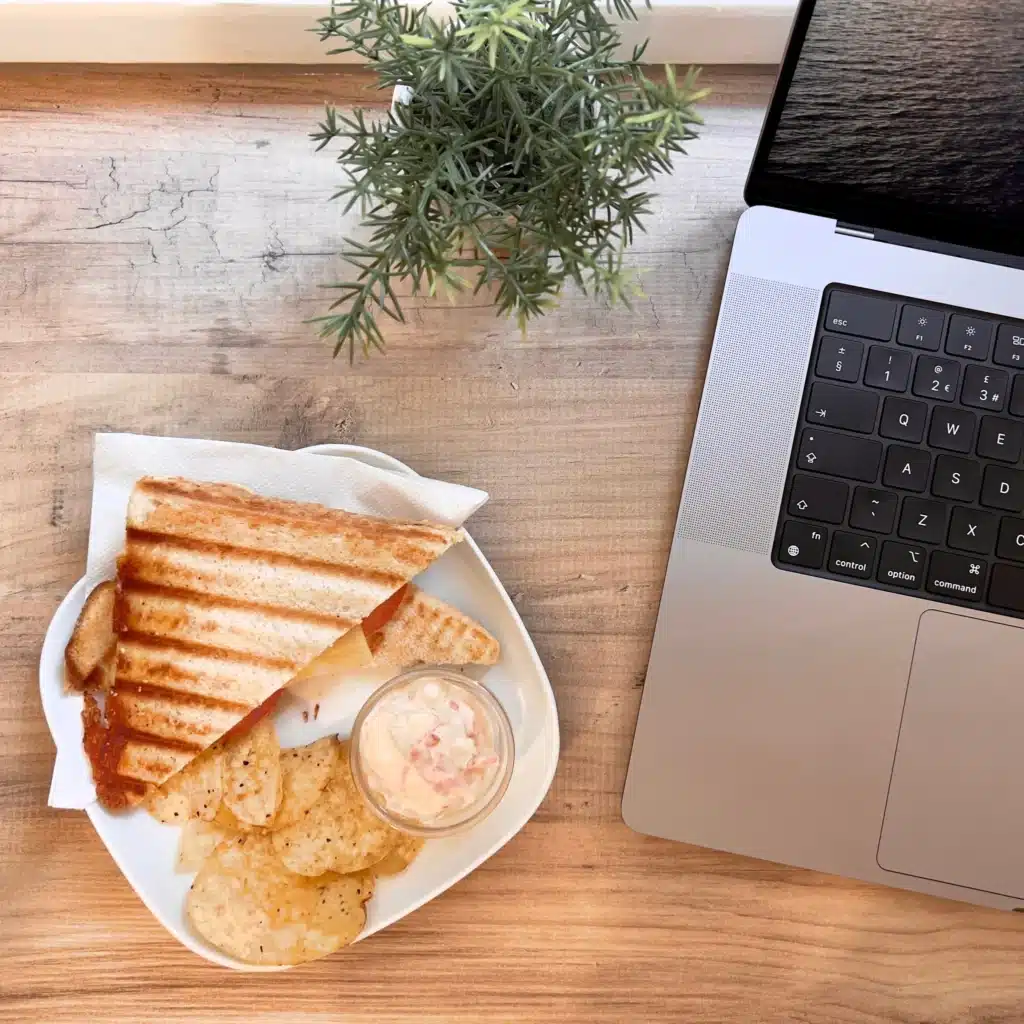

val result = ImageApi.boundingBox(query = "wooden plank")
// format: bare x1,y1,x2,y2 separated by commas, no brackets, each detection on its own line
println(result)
0,66,771,378
3,64,1024,1024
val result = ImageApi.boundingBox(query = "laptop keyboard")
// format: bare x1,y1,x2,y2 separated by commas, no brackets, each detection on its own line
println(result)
773,285,1024,619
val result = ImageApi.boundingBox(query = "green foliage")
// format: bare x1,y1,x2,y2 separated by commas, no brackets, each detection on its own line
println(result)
311,0,706,359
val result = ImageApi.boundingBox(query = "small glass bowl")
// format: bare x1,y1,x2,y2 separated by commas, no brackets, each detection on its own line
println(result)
349,667,515,838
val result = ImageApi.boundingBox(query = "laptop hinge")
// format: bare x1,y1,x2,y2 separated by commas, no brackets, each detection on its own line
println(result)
834,221,1024,272
835,223,876,241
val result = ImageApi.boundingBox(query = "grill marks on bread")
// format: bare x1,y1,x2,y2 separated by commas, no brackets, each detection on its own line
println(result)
84,477,461,808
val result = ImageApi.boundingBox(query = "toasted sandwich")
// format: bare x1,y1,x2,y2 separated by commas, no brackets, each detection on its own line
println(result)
64,580,117,693
366,585,500,669
78,477,465,808
70,477,501,811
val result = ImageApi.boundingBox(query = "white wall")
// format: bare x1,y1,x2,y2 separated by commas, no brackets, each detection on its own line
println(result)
0,0,794,63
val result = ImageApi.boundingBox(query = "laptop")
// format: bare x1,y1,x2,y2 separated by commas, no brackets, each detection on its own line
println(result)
622,0,1024,910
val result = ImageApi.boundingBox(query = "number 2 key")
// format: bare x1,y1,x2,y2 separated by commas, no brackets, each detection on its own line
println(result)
912,355,961,402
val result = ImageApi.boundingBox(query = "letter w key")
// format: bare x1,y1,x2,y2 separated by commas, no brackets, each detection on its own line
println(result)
929,407,976,454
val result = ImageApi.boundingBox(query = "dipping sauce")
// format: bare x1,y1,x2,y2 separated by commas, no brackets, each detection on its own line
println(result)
349,668,514,835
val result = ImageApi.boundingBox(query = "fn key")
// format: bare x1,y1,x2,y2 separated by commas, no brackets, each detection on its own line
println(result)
778,520,828,569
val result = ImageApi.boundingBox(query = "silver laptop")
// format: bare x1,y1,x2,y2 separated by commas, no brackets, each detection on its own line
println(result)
623,0,1024,910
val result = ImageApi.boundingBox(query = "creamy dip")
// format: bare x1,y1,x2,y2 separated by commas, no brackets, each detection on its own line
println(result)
356,674,502,825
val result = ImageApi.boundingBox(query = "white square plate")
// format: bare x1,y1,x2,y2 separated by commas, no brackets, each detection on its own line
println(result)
38,443,560,970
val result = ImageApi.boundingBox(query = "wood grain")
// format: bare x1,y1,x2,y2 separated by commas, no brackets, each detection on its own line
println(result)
2,64,1024,1024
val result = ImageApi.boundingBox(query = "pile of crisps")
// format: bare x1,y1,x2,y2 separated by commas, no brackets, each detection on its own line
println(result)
146,723,423,966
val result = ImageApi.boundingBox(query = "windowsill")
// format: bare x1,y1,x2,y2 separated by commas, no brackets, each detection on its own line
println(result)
0,0,794,64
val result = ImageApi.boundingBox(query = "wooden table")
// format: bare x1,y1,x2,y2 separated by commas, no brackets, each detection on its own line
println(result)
2,64,1024,1024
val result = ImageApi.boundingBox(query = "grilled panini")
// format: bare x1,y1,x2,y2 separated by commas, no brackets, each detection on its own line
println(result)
65,580,117,693
86,477,463,808
367,585,500,668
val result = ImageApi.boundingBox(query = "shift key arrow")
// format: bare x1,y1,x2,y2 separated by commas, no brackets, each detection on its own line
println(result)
797,428,882,483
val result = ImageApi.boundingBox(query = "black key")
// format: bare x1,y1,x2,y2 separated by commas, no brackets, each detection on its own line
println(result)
828,532,878,579
897,305,944,351
898,497,948,544
805,382,878,433
883,446,931,492
788,474,848,524
926,551,986,602
927,406,976,453
777,520,828,569
931,455,981,503
849,486,898,533
825,290,897,341
864,345,912,392
996,517,1024,562
1010,375,1024,417
980,465,1024,512
948,506,997,555
993,322,1024,368
879,397,927,443
797,429,881,483
912,355,961,402
946,315,995,360
977,417,1024,462
877,540,926,590
816,335,864,383
961,365,1008,411
989,562,1024,613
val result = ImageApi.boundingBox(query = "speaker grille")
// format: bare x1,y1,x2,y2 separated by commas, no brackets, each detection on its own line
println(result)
677,273,822,554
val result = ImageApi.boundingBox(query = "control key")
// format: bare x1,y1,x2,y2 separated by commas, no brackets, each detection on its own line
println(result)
828,532,877,580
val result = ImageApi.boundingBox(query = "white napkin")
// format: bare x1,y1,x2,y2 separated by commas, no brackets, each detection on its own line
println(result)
47,433,488,809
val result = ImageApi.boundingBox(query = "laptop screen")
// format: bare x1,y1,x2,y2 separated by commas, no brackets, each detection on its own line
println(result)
746,0,1024,259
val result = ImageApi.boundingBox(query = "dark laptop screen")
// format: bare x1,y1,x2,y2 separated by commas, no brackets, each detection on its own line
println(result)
746,0,1024,258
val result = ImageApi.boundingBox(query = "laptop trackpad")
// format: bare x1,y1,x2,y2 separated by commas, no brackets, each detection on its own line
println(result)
878,610,1024,899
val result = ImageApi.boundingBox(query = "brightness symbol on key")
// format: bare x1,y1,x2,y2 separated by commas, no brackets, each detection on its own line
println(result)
966,326,977,336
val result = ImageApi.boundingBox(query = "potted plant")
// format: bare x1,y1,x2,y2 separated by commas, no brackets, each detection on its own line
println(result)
311,0,706,359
